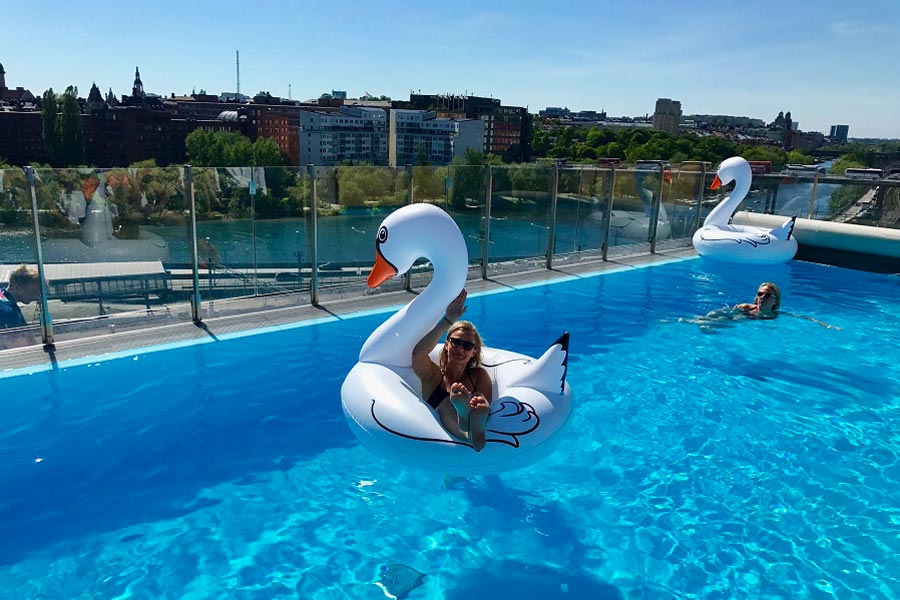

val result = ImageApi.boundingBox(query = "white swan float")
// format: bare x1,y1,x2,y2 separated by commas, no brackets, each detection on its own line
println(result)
341,204,573,475
692,156,798,264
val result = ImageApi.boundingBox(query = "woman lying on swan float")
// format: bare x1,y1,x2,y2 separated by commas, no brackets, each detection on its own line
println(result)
692,156,798,264
341,204,573,475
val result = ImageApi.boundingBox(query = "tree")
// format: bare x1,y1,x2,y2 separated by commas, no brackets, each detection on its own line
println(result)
448,149,502,209
41,89,60,165
185,130,288,168
58,86,84,166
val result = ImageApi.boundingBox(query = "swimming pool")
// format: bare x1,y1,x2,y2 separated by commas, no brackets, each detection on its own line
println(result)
1,258,898,598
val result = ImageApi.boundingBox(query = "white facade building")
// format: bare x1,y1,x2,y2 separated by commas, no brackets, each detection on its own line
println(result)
298,106,388,166
388,109,484,167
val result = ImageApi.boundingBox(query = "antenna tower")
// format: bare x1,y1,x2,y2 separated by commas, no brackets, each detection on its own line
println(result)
236,50,241,96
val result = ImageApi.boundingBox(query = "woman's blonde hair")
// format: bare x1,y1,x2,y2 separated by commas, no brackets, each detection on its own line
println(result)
760,281,781,310
439,320,484,372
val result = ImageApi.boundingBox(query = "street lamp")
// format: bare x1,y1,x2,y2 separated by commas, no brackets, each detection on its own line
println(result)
205,236,213,298
351,225,366,275
295,229,302,285
529,222,549,257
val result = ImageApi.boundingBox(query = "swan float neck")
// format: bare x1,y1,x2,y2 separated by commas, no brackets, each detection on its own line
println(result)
358,204,468,367
703,157,752,228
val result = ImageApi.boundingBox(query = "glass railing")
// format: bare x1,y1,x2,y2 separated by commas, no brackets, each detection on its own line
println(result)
2,162,896,350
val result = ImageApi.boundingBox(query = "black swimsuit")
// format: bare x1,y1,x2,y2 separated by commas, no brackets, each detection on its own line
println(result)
426,371,474,409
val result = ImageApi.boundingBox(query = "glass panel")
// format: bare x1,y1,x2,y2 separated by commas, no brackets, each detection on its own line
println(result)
662,162,709,249
190,166,256,313
0,168,43,350
486,164,553,276
306,166,410,302
191,165,314,316
445,164,487,281
607,165,653,257
26,167,192,343
552,167,606,264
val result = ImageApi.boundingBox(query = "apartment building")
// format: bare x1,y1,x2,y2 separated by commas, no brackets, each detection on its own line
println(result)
299,106,388,166
388,110,484,167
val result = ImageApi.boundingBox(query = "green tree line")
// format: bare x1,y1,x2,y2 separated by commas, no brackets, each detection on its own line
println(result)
531,121,813,167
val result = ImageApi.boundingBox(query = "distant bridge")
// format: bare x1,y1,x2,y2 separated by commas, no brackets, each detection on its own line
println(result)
810,148,900,170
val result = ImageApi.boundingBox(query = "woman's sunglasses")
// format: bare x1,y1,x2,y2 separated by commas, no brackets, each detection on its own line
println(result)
448,337,476,351
756,291,773,299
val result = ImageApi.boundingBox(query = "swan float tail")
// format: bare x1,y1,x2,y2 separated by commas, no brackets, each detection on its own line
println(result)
770,216,797,241
503,332,570,393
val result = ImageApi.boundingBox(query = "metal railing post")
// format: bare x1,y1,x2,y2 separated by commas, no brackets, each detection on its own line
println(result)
649,163,665,253
308,164,319,306
404,164,413,291
185,165,202,323
601,166,615,261
807,172,820,219
250,167,258,296
690,162,707,234
24,166,54,346
546,164,559,269
481,165,493,279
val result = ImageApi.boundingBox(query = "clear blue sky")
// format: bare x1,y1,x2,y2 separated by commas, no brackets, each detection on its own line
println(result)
5,0,900,139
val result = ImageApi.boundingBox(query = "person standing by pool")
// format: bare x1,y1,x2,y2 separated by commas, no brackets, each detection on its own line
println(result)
1,264,43,348
412,289,493,451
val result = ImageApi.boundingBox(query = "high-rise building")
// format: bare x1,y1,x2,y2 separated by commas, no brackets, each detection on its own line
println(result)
829,124,849,143
652,98,681,134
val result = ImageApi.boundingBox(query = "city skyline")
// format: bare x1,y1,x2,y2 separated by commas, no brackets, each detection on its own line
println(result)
5,0,900,139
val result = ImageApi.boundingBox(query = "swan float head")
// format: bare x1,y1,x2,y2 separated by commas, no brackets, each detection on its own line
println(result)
692,156,798,264
359,204,468,367
367,204,468,289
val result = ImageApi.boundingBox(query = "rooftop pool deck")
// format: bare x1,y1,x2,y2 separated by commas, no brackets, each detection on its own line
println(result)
0,247,696,374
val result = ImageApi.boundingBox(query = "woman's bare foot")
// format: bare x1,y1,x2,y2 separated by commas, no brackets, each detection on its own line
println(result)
469,394,490,452
449,382,472,433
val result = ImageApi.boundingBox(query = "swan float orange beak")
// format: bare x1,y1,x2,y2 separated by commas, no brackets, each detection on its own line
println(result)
710,175,722,190
367,251,397,288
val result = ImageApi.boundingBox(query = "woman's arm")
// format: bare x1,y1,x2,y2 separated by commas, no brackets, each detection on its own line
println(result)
411,289,468,379
782,311,842,330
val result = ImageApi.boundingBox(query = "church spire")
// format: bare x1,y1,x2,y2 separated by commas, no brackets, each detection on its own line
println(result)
132,66,144,97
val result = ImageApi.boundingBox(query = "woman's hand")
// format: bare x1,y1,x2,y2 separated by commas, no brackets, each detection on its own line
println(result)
445,289,468,323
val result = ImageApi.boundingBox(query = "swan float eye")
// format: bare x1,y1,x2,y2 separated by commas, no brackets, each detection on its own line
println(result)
377,226,388,243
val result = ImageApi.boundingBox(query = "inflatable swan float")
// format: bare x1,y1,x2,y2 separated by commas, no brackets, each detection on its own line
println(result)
692,156,798,264
341,204,573,475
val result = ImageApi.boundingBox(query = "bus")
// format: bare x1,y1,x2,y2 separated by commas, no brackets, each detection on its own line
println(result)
633,160,672,183
634,160,670,171
747,160,772,175
784,164,827,177
844,168,884,181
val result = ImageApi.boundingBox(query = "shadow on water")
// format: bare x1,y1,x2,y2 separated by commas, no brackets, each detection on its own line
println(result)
0,318,365,567
444,560,623,600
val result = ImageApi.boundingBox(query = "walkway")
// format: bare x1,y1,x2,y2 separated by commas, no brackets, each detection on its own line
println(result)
0,246,696,373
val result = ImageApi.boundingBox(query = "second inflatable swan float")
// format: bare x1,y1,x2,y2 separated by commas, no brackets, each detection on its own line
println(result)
692,156,798,264
341,204,573,475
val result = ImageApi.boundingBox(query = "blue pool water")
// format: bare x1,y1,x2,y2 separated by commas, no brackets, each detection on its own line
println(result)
1,258,899,599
